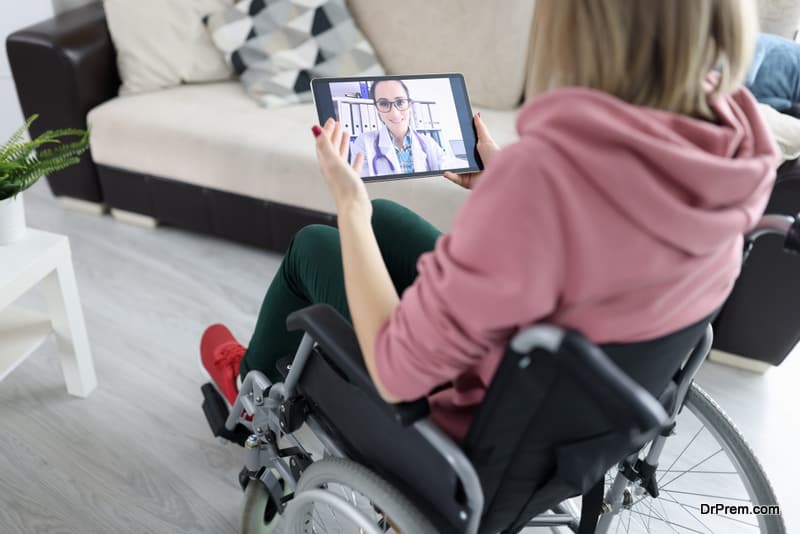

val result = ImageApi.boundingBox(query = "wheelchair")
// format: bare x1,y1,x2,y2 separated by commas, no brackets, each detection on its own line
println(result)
202,213,799,534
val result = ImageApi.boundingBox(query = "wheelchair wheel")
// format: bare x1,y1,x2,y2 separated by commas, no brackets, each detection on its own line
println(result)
281,458,438,534
563,382,786,534
241,477,285,534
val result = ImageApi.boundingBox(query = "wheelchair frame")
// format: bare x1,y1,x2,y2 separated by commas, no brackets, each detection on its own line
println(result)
221,325,706,534
202,213,798,534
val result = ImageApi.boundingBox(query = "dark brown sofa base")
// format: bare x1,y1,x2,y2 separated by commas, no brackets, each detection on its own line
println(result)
98,165,336,253
712,163,800,366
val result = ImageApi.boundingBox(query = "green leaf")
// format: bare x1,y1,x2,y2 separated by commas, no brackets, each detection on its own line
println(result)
37,131,90,162
9,156,80,194
0,114,38,160
3,138,60,165
0,115,89,197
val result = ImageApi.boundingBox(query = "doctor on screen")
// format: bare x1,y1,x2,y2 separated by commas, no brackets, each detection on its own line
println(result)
350,80,467,177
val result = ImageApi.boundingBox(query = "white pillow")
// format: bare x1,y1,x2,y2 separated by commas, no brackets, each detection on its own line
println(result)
104,0,233,95
757,103,800,162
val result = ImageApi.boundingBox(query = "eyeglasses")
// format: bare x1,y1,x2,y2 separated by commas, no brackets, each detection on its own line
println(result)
375,98,411,113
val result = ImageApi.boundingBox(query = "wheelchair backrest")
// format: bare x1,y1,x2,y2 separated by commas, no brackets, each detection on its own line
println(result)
462,315,711,533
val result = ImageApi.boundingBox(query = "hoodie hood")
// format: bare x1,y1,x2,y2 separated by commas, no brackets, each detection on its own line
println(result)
516,88,779,256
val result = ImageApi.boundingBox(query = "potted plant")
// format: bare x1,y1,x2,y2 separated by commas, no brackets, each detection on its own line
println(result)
0,115,89,245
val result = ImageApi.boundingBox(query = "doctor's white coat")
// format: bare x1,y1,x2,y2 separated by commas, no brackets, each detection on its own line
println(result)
351,126,467,178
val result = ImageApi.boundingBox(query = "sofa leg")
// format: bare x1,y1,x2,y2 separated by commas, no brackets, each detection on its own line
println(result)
58,197,106,216
110,208,159,228
708,349,773,374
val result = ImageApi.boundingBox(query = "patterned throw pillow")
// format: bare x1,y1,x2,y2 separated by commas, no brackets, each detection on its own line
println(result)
204,0,384,107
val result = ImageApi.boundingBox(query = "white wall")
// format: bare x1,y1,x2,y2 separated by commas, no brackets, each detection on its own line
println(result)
51,0,95,14
759,0,800,39
0,0,54,139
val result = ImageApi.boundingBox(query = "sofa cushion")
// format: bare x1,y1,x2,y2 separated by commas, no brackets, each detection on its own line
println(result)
757,103,800,162
87,82,520,231
346,0,536,111
103,0,233,96
759,0,800,39
205,0,384,107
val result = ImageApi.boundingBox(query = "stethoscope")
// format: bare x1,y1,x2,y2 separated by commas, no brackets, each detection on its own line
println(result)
372,128,433,174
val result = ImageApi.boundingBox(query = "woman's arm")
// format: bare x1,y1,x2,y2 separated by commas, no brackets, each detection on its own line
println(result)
337,203,401,402
312,119,400,403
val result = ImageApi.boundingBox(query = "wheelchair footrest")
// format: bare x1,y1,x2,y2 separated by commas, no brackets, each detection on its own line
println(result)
201,382,250,446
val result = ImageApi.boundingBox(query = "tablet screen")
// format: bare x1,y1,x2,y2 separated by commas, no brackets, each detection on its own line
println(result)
311,74,482,182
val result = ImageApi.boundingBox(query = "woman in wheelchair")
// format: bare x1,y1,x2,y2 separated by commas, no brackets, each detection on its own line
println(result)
200,1,787,532
202,0,775,441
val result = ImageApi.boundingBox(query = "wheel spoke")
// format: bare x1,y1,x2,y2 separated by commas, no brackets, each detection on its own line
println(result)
657,425,704,485
656,495,683,534
657,491,759,529
659,448,724,490
657,489,716,534
306,481,400,534
625,508,707,534
625,505,633,532
657,488,752,502
646,491,656,532
657,469,740,475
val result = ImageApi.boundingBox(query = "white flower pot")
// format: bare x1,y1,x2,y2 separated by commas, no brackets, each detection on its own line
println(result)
0,193,27,245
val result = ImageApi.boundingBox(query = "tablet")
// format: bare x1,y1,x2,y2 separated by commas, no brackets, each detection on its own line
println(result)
311,73,483,182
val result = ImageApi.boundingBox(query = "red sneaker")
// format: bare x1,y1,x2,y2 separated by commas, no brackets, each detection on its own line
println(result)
200,324,246,406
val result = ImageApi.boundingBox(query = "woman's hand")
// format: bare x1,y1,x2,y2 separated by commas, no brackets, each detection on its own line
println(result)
443,112,499,190
313,118,370,215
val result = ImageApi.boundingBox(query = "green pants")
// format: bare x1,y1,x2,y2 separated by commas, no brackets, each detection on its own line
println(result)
240,199,442,382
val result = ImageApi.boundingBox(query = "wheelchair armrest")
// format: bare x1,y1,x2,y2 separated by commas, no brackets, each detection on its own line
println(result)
560,332,670,432
286,304,430,426
511,325,669,433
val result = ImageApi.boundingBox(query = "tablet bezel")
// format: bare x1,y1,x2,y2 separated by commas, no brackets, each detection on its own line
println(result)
311,73,483,182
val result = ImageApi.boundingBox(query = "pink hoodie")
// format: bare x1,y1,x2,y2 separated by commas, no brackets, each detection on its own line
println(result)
374,87,779,441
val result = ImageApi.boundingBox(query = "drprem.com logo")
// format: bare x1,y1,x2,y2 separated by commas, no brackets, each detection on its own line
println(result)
700,503,781,516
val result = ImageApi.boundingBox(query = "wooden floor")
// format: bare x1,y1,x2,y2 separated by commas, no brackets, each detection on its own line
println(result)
1,182,798,533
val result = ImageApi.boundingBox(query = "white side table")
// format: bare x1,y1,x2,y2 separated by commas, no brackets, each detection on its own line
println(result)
0,229,97,397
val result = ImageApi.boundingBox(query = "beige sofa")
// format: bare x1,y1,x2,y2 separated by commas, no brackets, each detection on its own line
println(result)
10,0,535,241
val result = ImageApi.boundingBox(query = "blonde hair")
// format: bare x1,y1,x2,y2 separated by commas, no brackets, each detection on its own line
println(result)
528,0,757,119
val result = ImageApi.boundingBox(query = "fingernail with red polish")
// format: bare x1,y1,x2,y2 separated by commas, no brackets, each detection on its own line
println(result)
477,112,481,118
312,125,322,137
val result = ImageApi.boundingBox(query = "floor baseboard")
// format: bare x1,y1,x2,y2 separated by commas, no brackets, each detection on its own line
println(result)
110,208,158,228
58,197,106,215
708,349,773,374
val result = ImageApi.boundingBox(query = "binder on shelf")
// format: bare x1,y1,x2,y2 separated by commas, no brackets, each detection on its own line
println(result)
367,105,378,131
359,104,373,131
422,103,434,129
338,100,353,136
412,102,425,130
428,103,442,129
351,103,362,136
